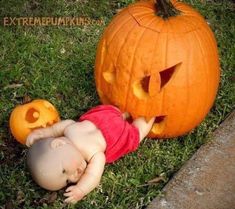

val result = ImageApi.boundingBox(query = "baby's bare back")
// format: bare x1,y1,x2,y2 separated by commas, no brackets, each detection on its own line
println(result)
64,120,106,162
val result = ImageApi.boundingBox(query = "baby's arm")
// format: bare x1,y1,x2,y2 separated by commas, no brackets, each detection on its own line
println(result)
132,117,155,142
64,152,105,204
26,119,75,147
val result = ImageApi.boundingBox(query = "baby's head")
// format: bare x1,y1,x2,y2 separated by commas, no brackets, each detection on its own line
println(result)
27,137,87,191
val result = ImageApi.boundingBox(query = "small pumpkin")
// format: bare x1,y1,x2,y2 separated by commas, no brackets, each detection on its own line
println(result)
95,0,220,138
10,99,60,144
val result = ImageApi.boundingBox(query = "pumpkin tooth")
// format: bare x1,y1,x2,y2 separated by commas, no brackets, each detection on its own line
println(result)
48,120,54,125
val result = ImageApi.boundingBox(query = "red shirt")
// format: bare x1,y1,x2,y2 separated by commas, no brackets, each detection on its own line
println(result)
79,105,140,163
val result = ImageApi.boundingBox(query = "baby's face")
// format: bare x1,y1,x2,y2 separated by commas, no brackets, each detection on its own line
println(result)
29,137,87,191
60,139,87,185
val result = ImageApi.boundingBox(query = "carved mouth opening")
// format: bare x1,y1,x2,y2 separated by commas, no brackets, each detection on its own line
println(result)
30,119,58,130
25,108,40,123
151,115,167,135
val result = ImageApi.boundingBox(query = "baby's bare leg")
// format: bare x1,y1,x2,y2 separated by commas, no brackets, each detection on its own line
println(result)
132,117,155,142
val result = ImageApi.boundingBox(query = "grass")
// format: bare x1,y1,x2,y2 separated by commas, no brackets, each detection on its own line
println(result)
0,0,234,208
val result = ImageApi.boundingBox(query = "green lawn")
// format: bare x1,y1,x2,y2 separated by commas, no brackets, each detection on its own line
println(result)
0,0,234,208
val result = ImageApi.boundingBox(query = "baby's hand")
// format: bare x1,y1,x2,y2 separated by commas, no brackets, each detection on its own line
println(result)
26,129,44,147
64,185,85,204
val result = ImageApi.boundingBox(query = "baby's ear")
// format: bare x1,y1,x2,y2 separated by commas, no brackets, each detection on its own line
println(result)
50,139,67,149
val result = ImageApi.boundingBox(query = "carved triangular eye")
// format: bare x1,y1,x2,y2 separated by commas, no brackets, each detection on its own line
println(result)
159,63,181,89
25,108,39,123
103,63,116,84
103,70,116,83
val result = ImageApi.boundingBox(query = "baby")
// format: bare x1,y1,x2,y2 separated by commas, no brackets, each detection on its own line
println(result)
26,105,155,204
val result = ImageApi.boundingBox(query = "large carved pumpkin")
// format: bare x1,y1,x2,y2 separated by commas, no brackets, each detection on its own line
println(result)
95,0,220,138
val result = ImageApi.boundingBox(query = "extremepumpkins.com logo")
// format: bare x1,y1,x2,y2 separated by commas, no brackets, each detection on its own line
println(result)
2,16,104,26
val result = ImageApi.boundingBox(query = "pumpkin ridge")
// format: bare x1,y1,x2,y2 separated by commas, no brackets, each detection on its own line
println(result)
192,29,213,123
100,18,137,102
132,17,167,116
106,13,133,46
169,33,189,135
124,12,166,113
160,27,169,122
96,38,107,97
204,26,220,90
147,22,163,117
177,29,207,134
124,26,150,111
193,30,210,117
96,38,106,90
107,20,139,107
109,23,137,66
104,11,138,66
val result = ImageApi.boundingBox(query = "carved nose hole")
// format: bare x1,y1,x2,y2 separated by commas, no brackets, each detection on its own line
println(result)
151,115,167,135
160,63,181,89
25,108,40,123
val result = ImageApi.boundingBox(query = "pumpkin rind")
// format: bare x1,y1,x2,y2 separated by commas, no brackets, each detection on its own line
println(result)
95,0,220,138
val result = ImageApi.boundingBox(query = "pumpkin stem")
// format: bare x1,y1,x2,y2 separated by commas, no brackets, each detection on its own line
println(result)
155,0,180,19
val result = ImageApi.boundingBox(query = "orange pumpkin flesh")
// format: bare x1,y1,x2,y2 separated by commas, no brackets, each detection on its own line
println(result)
10,99,60,144
95,0,220,138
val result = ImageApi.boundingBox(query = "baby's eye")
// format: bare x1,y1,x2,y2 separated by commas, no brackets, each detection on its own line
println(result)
62,169,66,174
